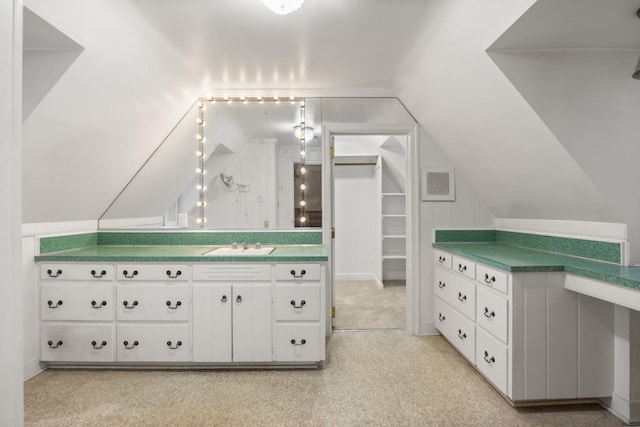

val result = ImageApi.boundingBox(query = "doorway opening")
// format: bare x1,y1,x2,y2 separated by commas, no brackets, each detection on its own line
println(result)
331,134,408,331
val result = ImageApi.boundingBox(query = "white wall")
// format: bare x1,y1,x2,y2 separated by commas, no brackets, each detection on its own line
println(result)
396,0,611,226
334,164,380,280
0,0,23,424
418,127,494,333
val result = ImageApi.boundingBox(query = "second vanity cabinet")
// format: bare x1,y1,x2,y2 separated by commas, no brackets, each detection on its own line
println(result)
434,248,613,403
39,260,326,368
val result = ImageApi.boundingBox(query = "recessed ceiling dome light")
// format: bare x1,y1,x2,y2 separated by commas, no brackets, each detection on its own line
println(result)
262,0,304,15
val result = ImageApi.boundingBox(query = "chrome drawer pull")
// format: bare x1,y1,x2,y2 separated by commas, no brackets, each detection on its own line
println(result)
123,300,139,309
46,269,62,278
91,269,107,278
290,339,307,346
290,269,306,278
290,300,306,309
438,256,446,264
166,270,182,279
457,264,467,273
91,300,107,309
457,292,467,302
458,329,466,340
221,295,228,303
166,300,182,310
91,340,107,349
483,307,495,319
484,274,496,284
47,300,63,309
122,270,139,279
438,313,445,322
167,340,182,349
483,351,495,365
123,340,139,349
438,281,445,289
47,340,63,349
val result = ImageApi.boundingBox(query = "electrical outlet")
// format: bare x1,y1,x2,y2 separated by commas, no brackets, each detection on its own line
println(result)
178,213,188,228
263,219,269,229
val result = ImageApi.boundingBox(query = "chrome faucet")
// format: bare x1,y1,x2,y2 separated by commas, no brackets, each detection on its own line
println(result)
242,242,249,250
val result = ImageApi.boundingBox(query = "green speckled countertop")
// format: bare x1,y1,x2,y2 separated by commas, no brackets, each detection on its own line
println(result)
35,245,328,263
434,243,640,291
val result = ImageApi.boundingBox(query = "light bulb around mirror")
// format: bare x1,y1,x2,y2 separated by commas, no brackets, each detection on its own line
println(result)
300,200,306,207
300,216,306,223
300,166,307,175
300,150,306,157
300,184,306,190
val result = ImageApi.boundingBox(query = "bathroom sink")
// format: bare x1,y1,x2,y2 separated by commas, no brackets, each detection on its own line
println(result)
201,247,275,256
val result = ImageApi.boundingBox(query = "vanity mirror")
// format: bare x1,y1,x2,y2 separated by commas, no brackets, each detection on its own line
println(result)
98,97,416,230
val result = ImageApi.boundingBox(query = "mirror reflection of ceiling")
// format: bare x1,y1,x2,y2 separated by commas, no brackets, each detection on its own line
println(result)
98,97,416,230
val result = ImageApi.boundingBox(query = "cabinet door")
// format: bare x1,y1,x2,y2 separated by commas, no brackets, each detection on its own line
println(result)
116,284,189,322
192,285,232,362
41,324,114,362
232,284,272,362
116,324,189,362
41,284,114,321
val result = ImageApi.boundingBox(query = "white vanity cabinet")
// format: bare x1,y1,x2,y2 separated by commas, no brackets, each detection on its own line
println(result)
115,264,191,363
192,264,273,363
273,264,324,362
433,249,614,403
40,263,115,363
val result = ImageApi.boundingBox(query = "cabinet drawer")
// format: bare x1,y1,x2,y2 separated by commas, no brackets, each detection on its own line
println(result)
434,297,475,363
476,286,508,344
41,284,114,321
275,285,320,321
275,264,321,281
452,256,476,280
41,264,114,281
41,324,114,362
192,264,271,281
477,264,508,295
435,268,475,321
116,324,190,362
116,264,188,281
434,267,455,306
434,249,452,270
116,285,189,321
274,324,321,362
476,326,508,396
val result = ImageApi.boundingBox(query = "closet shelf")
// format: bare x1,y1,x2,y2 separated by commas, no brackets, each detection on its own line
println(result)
382,235,406,239
382,214,406,218
382,254,407,260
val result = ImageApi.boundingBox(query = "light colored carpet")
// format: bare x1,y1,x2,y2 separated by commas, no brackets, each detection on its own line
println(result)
333,280,405,330
24,331,623,426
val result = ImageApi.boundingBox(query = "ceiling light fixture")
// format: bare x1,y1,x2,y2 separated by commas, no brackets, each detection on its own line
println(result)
294,125,314,141
262,0,304,15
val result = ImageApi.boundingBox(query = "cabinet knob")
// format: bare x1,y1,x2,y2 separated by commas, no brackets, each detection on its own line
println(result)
438,281,446,289
221,295,228,303
91,300,107,309
167,340,182,350
290,269,306,279
438,256,446,263
91,340,107,349
438,313,445,322
47,340,63,349
46,269,63,278
123,300,139,309
483,350,495,365
290,339,307,346
484,274,496,284
123,340,139,349
166,270,182,279
47,300,63,309
166,300,182,310
91,270,107,278
122,270,139,279
457,264,467,273
457,292,467,302
458,329,467,340
290,300,306,310
236,295,243,303
483,307,495,319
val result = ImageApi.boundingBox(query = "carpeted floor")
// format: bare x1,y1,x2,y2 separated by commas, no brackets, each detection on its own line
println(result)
333,280,405,330
24,331,623,426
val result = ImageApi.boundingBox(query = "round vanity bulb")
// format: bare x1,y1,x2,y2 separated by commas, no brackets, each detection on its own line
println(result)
300,184,306,191
196,118,203,124
196,184,202,190
196,218,202,224
195,168,202,174
300,150,306,157
196,151,202,157
300,216,307,223
197,134,203,141
300,200,306,207
300,166,307,175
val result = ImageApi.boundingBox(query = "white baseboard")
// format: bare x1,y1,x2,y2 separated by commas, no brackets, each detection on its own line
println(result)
609,392,640,425
335,273,379,282
23,359,45,382
417,323,439,336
